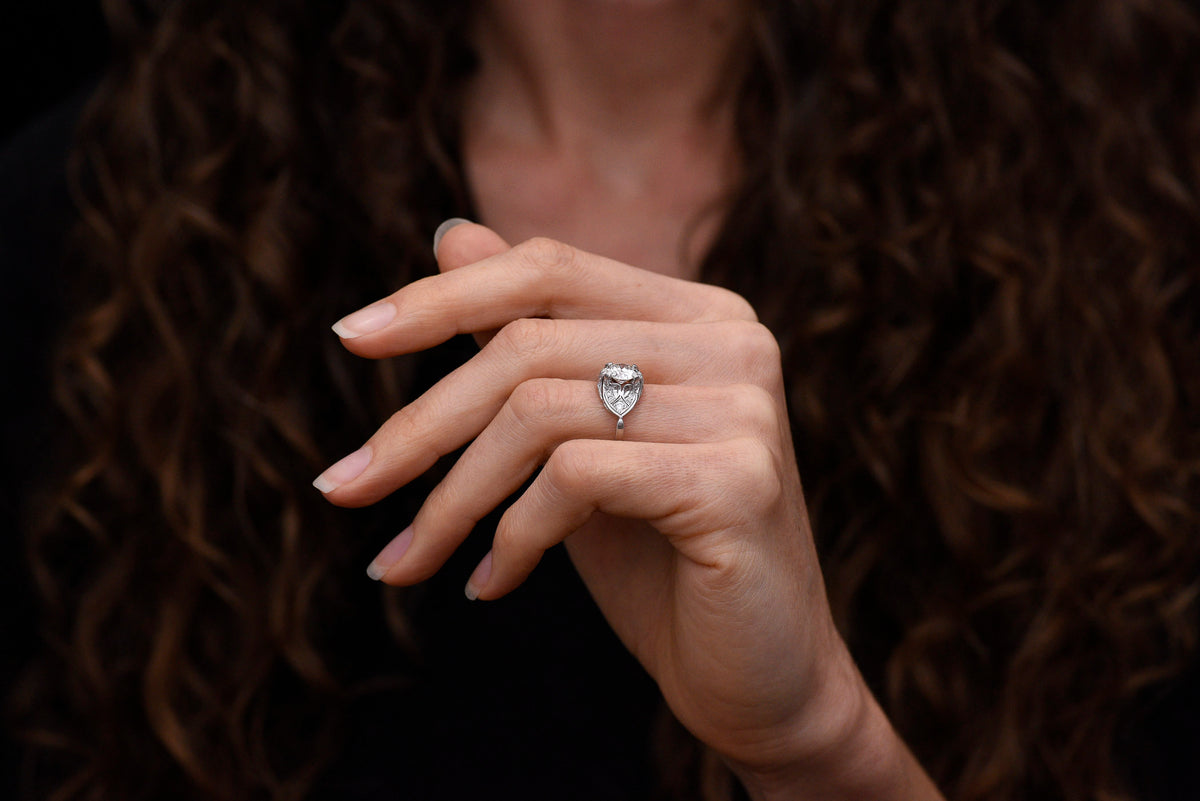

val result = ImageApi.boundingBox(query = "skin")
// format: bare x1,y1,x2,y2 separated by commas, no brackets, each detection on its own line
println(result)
315,1,948,798
316,226,945,801
461,0,747,276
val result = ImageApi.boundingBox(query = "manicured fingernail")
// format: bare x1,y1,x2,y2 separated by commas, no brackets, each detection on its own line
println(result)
332,301,396,339
464,550,493,601
312,445,372,493
367,525,413,581
432,217,472,257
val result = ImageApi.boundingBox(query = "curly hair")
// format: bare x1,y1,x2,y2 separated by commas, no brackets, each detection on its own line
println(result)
11,1,1200,799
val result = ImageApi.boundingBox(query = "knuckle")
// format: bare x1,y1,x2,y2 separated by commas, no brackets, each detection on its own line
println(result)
728,384,779,437
544,440,600,496
491,517,522,560
726,320,783,374
397,273,441,310
493,514,543,577
506,378,573,425
727,437,784,507
415,484,470,538
739,321,783,360
493,317,558,359
708,287,759,322
378,403,418,443
515,236,579,276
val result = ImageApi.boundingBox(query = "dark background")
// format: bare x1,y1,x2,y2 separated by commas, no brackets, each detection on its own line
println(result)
1,6,107,797
2,2,108,142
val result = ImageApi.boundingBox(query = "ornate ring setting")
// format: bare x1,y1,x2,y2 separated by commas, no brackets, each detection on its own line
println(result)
598,363,643,440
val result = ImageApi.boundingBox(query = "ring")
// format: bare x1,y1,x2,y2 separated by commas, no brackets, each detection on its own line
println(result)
598,363,643,440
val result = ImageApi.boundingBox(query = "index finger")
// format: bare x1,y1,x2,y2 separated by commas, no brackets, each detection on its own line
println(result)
332,229,758,359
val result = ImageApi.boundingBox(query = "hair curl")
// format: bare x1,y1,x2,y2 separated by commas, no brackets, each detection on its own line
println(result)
11,1,1200,800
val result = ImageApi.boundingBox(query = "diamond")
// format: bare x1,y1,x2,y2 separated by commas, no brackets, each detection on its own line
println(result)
598,363,644,422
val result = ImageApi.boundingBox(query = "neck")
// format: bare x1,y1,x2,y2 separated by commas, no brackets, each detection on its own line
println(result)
467,0,750,152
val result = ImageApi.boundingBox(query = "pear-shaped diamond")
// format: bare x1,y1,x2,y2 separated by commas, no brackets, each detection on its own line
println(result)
598,363,644,421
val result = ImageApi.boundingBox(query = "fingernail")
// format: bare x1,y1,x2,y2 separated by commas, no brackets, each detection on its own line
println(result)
464,550,493,601
312,445,372,493
432,217,472,257
332,301,396,339
367,525,414,581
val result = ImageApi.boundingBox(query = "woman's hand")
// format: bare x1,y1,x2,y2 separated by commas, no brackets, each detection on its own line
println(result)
315,222,943,800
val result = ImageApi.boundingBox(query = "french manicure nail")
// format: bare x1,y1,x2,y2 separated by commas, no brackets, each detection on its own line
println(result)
367,525,414,581
464,550,493,601
332,301,397,339
312,446,372,493
432,217,472,257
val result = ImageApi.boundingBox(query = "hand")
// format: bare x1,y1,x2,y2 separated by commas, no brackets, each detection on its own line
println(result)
315,223,943,800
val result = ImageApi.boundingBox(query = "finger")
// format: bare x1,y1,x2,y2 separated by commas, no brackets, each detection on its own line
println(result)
434,218,510,271
315,318,784,507
433,220,511,349
372,380,780,586
468,437,784,600
330,219,509,340
332,234,758,355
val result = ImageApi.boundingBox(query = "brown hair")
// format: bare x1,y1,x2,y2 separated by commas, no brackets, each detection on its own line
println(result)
12,1,1200,799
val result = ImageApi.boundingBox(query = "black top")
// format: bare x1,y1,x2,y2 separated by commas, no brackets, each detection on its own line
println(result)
2,90,1197,801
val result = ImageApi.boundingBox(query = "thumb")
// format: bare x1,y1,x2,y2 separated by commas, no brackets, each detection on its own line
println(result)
433,218,511,272
431,218,513,348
